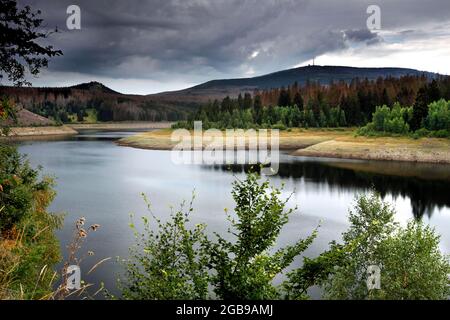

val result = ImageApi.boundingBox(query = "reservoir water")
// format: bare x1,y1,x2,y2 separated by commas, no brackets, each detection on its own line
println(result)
17,130,450,298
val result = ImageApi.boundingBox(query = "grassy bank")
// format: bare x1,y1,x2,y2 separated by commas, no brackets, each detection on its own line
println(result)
118,128,450,164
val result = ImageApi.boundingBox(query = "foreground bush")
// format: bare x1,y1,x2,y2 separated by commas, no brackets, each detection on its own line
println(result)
376,221,450,299
208,174,316,299
121,195,210,300
0,145,62,299
121,173,317,300
322,192,450,300
121,176,450,300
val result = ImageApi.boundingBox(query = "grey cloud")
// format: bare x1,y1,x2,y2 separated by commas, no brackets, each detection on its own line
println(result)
343,29,379,42
16,0,450,90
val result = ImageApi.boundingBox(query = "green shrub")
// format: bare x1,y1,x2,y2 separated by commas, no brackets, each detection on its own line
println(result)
121,195,210,300
424,99,450,131
283,241,346,300
208,173,316,300
359,103,411,136
384,117,410,134
372,105,391,131
376,221,450,299
414,127,431,137
0,146,36,231
171,121,190,129
0,145,62,299
430,129,450,138
272,122,287,130
121,173,317,300
322,192,450,300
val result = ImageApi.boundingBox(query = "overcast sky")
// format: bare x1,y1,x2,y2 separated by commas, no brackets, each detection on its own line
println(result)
18,0,450,94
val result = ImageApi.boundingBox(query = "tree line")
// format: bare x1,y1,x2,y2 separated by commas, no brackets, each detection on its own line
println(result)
359,99,450,138
358,79,450,137
175,75,450,132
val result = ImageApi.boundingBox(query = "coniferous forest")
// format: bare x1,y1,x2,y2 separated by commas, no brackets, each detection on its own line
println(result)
176,75,450,137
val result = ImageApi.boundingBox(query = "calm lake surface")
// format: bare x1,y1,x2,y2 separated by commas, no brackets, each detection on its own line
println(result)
17,130,450,298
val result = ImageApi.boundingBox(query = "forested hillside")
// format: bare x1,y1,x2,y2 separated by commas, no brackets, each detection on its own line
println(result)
0,66,440,124
0,82,194,123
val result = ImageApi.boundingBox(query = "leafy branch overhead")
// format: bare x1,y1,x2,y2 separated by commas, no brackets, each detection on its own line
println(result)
0,0,62,86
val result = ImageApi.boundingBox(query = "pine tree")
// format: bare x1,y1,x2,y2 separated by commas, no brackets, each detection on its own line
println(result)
410,87,429,131
293,92,304,111
221,96,233,113
253,95,263,125
428,80,441,102
237,94,244,109
381,88,391,107
243,93,253,109
278,88,291,107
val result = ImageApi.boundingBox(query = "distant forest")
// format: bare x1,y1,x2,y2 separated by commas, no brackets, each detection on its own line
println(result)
177,75,450,132
0,83,194,123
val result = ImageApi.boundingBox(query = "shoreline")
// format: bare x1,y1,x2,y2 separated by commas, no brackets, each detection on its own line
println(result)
6,125,78,137
117,128,450,165
68,121,173,130
116,128,352,151
292,145,450,164
2,122,174,138
292,137,450,164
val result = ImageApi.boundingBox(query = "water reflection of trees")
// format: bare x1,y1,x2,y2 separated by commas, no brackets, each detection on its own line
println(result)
202,161,450,220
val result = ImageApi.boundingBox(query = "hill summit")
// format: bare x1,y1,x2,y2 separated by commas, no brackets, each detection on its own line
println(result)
188,65,437,91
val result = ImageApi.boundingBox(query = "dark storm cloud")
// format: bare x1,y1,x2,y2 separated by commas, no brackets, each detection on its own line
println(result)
343,29,381,44
16,0,450,89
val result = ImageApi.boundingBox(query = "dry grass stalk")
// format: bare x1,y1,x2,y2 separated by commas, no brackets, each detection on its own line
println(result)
50,217,108,300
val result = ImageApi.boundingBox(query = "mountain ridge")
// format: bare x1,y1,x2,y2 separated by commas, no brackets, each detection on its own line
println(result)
3,65,439,97
161,65,439,96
